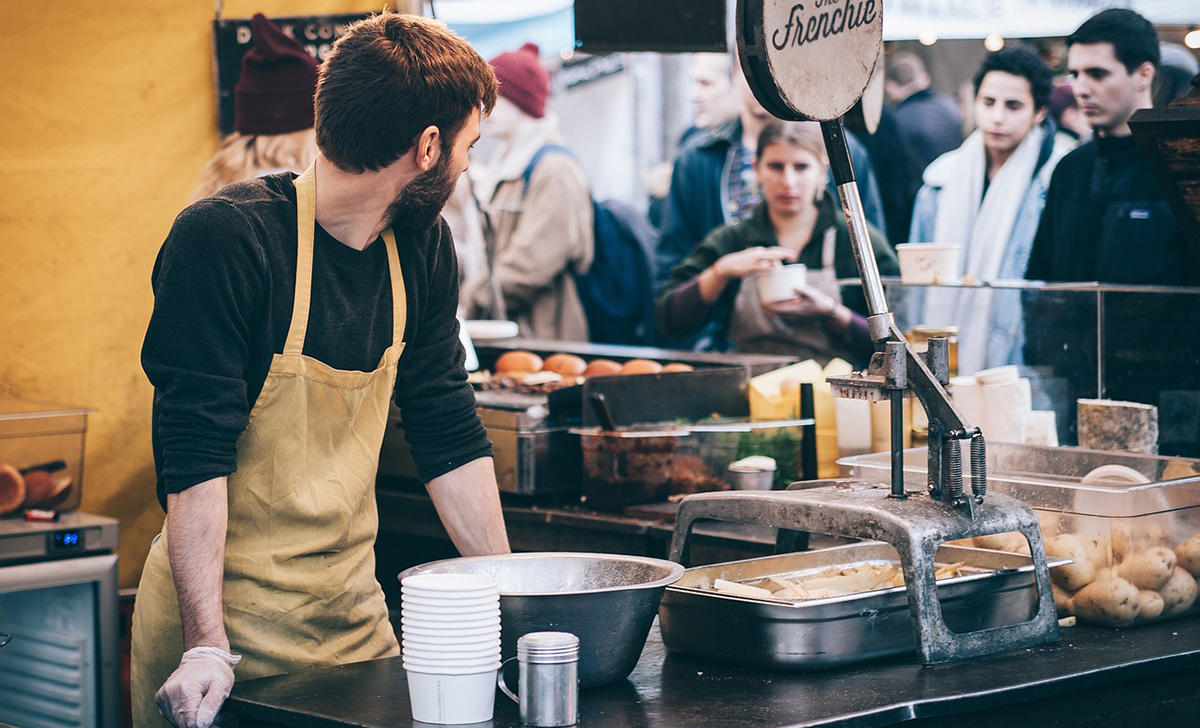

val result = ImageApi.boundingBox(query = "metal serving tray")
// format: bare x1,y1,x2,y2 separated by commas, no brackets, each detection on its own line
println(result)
659,542,1066,670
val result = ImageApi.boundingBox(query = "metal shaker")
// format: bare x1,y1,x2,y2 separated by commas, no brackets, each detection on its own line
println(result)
498,631,579,726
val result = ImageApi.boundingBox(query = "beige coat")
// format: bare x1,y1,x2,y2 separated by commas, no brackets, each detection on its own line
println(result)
468,119,594,342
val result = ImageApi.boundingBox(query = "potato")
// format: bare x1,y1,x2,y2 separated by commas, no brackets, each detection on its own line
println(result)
1070,576,1141,626
1158,567,1198,616
1111,524,1132,562
1137,590,1165,621
1046,534,1098,591
974,532,1029,554
1117,546,1176,590
1174,534,1200,578
1052,584,1074,616
1037,511,1063,537
1113,523,1170,561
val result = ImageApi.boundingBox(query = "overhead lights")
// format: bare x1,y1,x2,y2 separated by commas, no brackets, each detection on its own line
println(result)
919,29,938,46
984,33,1005,52
1185,29,1200,50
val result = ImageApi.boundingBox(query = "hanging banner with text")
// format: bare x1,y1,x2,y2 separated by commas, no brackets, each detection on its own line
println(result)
882,0,1199,41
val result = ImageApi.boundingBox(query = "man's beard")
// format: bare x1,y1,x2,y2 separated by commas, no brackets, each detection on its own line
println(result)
386,151,457,232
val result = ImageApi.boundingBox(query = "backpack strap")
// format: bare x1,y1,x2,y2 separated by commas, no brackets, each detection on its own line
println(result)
521,144,577,195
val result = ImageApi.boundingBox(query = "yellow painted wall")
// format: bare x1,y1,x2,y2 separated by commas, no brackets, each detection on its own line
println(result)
0,1,392,588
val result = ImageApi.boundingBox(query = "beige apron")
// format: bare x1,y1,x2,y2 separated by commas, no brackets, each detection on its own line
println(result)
729,227,853,365
131,166,405,727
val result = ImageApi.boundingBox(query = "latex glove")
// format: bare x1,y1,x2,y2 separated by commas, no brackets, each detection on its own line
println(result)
762,285,838,323
155,646,242,728
712,246,798,281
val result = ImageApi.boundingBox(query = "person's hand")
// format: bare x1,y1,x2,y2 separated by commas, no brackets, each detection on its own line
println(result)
762,285,837,323
155,646,241,728
712,246,798,282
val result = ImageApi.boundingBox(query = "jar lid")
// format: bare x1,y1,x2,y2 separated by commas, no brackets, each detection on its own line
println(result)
518,631,579,663
909,325,960,336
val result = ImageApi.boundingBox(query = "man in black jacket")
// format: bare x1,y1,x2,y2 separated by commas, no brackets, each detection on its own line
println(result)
1022,9,1199,452
1025,8,1195,285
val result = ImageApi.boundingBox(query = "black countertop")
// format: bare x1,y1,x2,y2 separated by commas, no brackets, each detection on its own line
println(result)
224,616,1200,728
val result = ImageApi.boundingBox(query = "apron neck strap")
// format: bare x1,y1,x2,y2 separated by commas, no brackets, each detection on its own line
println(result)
286,164,409,355
285,164,318,356
380,227,407,343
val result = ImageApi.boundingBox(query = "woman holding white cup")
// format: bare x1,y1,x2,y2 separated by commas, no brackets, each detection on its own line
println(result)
656,121,898,365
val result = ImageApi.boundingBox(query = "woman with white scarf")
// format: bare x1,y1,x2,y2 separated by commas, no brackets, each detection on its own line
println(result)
908,46,1076,374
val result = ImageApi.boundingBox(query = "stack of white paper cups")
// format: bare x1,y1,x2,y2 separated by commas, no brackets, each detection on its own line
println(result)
400,572,502,724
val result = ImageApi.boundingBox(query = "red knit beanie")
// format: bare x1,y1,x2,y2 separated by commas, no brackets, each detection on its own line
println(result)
234,14,319,135
489,43,550,119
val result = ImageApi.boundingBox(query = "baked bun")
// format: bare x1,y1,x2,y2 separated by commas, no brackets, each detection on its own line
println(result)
0,464,25,515
494,350,543,376
661,363,695,373
542,353,587,377
582,359,623,378
619,359,663,376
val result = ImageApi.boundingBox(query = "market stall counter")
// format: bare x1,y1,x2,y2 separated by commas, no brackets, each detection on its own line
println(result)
223,616,1200,728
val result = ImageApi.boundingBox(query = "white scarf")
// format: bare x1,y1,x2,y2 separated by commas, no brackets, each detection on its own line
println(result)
920,125,1045,373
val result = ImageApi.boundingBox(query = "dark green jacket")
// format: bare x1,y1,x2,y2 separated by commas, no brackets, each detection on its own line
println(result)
655,195,898,347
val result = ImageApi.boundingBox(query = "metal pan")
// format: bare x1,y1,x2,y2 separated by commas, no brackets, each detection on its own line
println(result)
659,542,1068,670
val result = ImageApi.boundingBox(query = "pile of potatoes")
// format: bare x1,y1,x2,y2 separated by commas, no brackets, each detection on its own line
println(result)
967,517,1200,627
1049,529,1200,627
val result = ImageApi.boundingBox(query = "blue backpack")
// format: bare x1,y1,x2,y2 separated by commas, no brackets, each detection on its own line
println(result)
522,145,659,346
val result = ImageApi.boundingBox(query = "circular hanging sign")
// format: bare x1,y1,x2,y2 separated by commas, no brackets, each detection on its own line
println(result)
737,0,883,122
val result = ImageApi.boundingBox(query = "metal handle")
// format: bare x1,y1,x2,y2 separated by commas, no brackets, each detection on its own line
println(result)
497,656,519,704
820,117,889,321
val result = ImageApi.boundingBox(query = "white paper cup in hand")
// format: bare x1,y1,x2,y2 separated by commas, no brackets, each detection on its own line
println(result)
407,668,499,724
757,263,809,303
896,243,961,284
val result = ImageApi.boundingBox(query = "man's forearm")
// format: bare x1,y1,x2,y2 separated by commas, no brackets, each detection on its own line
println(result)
166,477,230,651
426,457,511,556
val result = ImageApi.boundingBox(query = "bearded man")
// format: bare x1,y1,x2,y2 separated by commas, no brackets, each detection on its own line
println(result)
133,13,510,728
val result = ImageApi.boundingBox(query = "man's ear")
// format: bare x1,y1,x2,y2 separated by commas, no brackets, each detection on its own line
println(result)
415,125,441,172
1034,107,1049,125
1135,61,1156,93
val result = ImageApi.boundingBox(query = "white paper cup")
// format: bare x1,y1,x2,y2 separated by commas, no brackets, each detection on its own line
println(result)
401,605,500,618
401,603,500,617
401,573,500,593
401,613,501,630
896,243,961,284
403,637,501,652
400,623,499,642
402,650,501,668
756,263,809,304
407,668,499,724
401,622,501,639
401,584,499,599
401,592,500,609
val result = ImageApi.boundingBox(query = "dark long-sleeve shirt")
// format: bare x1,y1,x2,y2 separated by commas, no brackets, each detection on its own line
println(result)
1025,135,1196,284
142,173,491,510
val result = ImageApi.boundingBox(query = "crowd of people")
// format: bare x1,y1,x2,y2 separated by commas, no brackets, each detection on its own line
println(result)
187,7,1199,373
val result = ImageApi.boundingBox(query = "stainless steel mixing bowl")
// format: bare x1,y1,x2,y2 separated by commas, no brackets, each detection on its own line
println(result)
398,552,684,687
